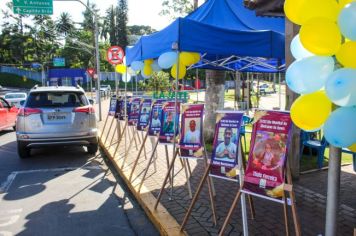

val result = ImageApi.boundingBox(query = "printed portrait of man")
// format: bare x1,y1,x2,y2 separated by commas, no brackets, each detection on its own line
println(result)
183,119,201,144
215,127,237,162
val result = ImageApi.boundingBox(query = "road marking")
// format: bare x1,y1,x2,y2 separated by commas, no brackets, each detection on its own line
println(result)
0,166,102,194
0,215,20,227
0,231,13,236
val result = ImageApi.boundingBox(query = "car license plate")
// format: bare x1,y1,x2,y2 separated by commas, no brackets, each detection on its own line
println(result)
47,112,67,121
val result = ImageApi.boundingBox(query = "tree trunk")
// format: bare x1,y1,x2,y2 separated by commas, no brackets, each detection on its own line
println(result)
285,19,301,178
204,70,225,143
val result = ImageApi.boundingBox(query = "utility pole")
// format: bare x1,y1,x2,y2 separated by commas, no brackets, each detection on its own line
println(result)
54,0,102,121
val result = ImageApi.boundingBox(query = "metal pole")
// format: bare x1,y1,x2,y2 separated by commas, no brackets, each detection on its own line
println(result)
41,64,45,86
278,72,282,110
325,146,342,236
238,140,249,235
94,15,102,121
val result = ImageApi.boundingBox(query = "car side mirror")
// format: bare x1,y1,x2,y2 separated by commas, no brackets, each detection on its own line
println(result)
88,99,94,105
20,100,25,106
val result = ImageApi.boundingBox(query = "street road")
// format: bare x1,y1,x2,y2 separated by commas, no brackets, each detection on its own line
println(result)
0,130,158,236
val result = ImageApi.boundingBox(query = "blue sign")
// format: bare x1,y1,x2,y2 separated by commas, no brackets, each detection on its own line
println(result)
53,58,65,67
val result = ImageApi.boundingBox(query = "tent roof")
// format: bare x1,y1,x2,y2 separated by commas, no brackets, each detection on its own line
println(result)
125,0,285,71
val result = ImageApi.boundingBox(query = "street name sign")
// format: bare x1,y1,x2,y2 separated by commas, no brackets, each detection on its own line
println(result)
13,0,53,15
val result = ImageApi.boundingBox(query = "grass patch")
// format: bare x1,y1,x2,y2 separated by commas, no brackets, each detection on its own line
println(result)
0,72,39,88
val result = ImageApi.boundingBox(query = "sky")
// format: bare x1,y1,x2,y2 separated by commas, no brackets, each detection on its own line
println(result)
0,0,173,31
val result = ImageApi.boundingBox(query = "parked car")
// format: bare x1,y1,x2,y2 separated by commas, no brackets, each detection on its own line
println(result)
4,92,27,108
0,97,19,131
100,84,111,96
179,84,194,91
258,83,270,94
16,86,98,158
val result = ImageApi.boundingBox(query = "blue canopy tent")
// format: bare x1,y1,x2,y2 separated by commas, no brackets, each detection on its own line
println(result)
125,0,285,73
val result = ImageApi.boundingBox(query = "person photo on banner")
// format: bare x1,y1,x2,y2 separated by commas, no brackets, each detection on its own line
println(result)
252,134,285,173
215,127,237,162
163,111,174,133
183,119,200,144
131,104,139,115
140,107,150,123
151,110,161,128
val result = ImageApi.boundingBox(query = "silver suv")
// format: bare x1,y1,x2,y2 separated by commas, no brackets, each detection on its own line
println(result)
16,86,98,158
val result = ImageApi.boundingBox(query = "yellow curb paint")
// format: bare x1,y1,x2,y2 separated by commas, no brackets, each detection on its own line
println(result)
99,132,187,236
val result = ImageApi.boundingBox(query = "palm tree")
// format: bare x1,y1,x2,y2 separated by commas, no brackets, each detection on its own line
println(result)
56,12,75,36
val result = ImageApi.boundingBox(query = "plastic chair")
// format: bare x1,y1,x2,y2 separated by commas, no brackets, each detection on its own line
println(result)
240,115,253,153
341,148,356,172
300,131,328,169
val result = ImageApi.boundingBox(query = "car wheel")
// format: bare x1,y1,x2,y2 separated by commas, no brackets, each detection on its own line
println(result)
17,142,30,159
87,143,98,154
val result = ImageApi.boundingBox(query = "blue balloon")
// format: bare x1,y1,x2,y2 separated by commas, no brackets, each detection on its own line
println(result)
158,51,177,69
324,107,356,148
326,68,356,107
338,2,356,41
286,56,334,94
151,60,161,72
290,34,314,60
131,61,144,72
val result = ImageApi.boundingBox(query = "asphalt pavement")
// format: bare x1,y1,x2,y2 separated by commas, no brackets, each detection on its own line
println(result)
0,130,158,236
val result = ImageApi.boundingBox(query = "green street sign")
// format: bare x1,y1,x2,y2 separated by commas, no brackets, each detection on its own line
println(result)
53,58,65,67
13,0,53,15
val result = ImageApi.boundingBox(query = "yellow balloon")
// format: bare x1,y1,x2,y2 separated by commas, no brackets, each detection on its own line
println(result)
171,63,186,79
179,52,195,66
115,64,126,74
143,65,152,76
284,0,339,25
339,0,355,8
144,59,154,65
300,18,341,56
191,52,201,64
290,91,332,131
348,143,356,152
336,42,356,68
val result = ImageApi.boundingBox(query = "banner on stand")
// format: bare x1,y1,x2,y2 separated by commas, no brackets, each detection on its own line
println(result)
159,101,180,143
243,110,292,200
128,97,141,126
179,104,204,158
118,96,131,121
137,98,152,131
108,95,119,117
210,111,244,181
148,99,166,136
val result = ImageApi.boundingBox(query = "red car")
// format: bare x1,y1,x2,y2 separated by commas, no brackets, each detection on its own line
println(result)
0,97,19,131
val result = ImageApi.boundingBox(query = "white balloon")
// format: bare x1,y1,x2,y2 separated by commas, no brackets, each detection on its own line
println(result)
122,73,131,82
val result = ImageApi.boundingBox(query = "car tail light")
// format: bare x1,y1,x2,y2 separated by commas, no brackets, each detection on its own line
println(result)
73,106,95,114
18,108,42,117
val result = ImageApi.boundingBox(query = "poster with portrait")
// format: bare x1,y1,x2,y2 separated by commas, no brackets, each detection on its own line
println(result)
128,97,141,126
242,110,292,201
148,99,166,136
179,104,204,158
108,95,119,117
118,96,131,120
159,101,181,144
137,98,152,131
210,111,244,181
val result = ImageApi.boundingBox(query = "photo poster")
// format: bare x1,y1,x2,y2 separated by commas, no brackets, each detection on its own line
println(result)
147,99,166,136
108,95,118,116
128,97,141,126
159,101,181,144
179,104,204,159
242,110,293,201
118,96,131,120
137,98,152,131
210,112,244,181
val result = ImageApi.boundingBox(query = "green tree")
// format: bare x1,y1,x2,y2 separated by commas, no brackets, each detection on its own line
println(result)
139,71,170,92
56,12,75,36
116,0,128,48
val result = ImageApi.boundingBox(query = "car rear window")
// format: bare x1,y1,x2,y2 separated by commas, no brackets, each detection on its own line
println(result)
27,92,88,108
5,94,26,99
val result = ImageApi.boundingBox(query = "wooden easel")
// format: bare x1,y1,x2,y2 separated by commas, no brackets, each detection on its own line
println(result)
218,158,301,236
179,139,255,232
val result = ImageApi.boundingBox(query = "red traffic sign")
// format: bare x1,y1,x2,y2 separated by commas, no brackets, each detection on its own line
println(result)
87,68,95,77
107,46,124,65
195,78,201,89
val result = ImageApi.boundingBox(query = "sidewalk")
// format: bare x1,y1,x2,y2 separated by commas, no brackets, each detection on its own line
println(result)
96,98,356,235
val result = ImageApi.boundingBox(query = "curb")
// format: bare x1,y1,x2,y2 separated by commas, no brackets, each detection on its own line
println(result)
99,134,187,236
